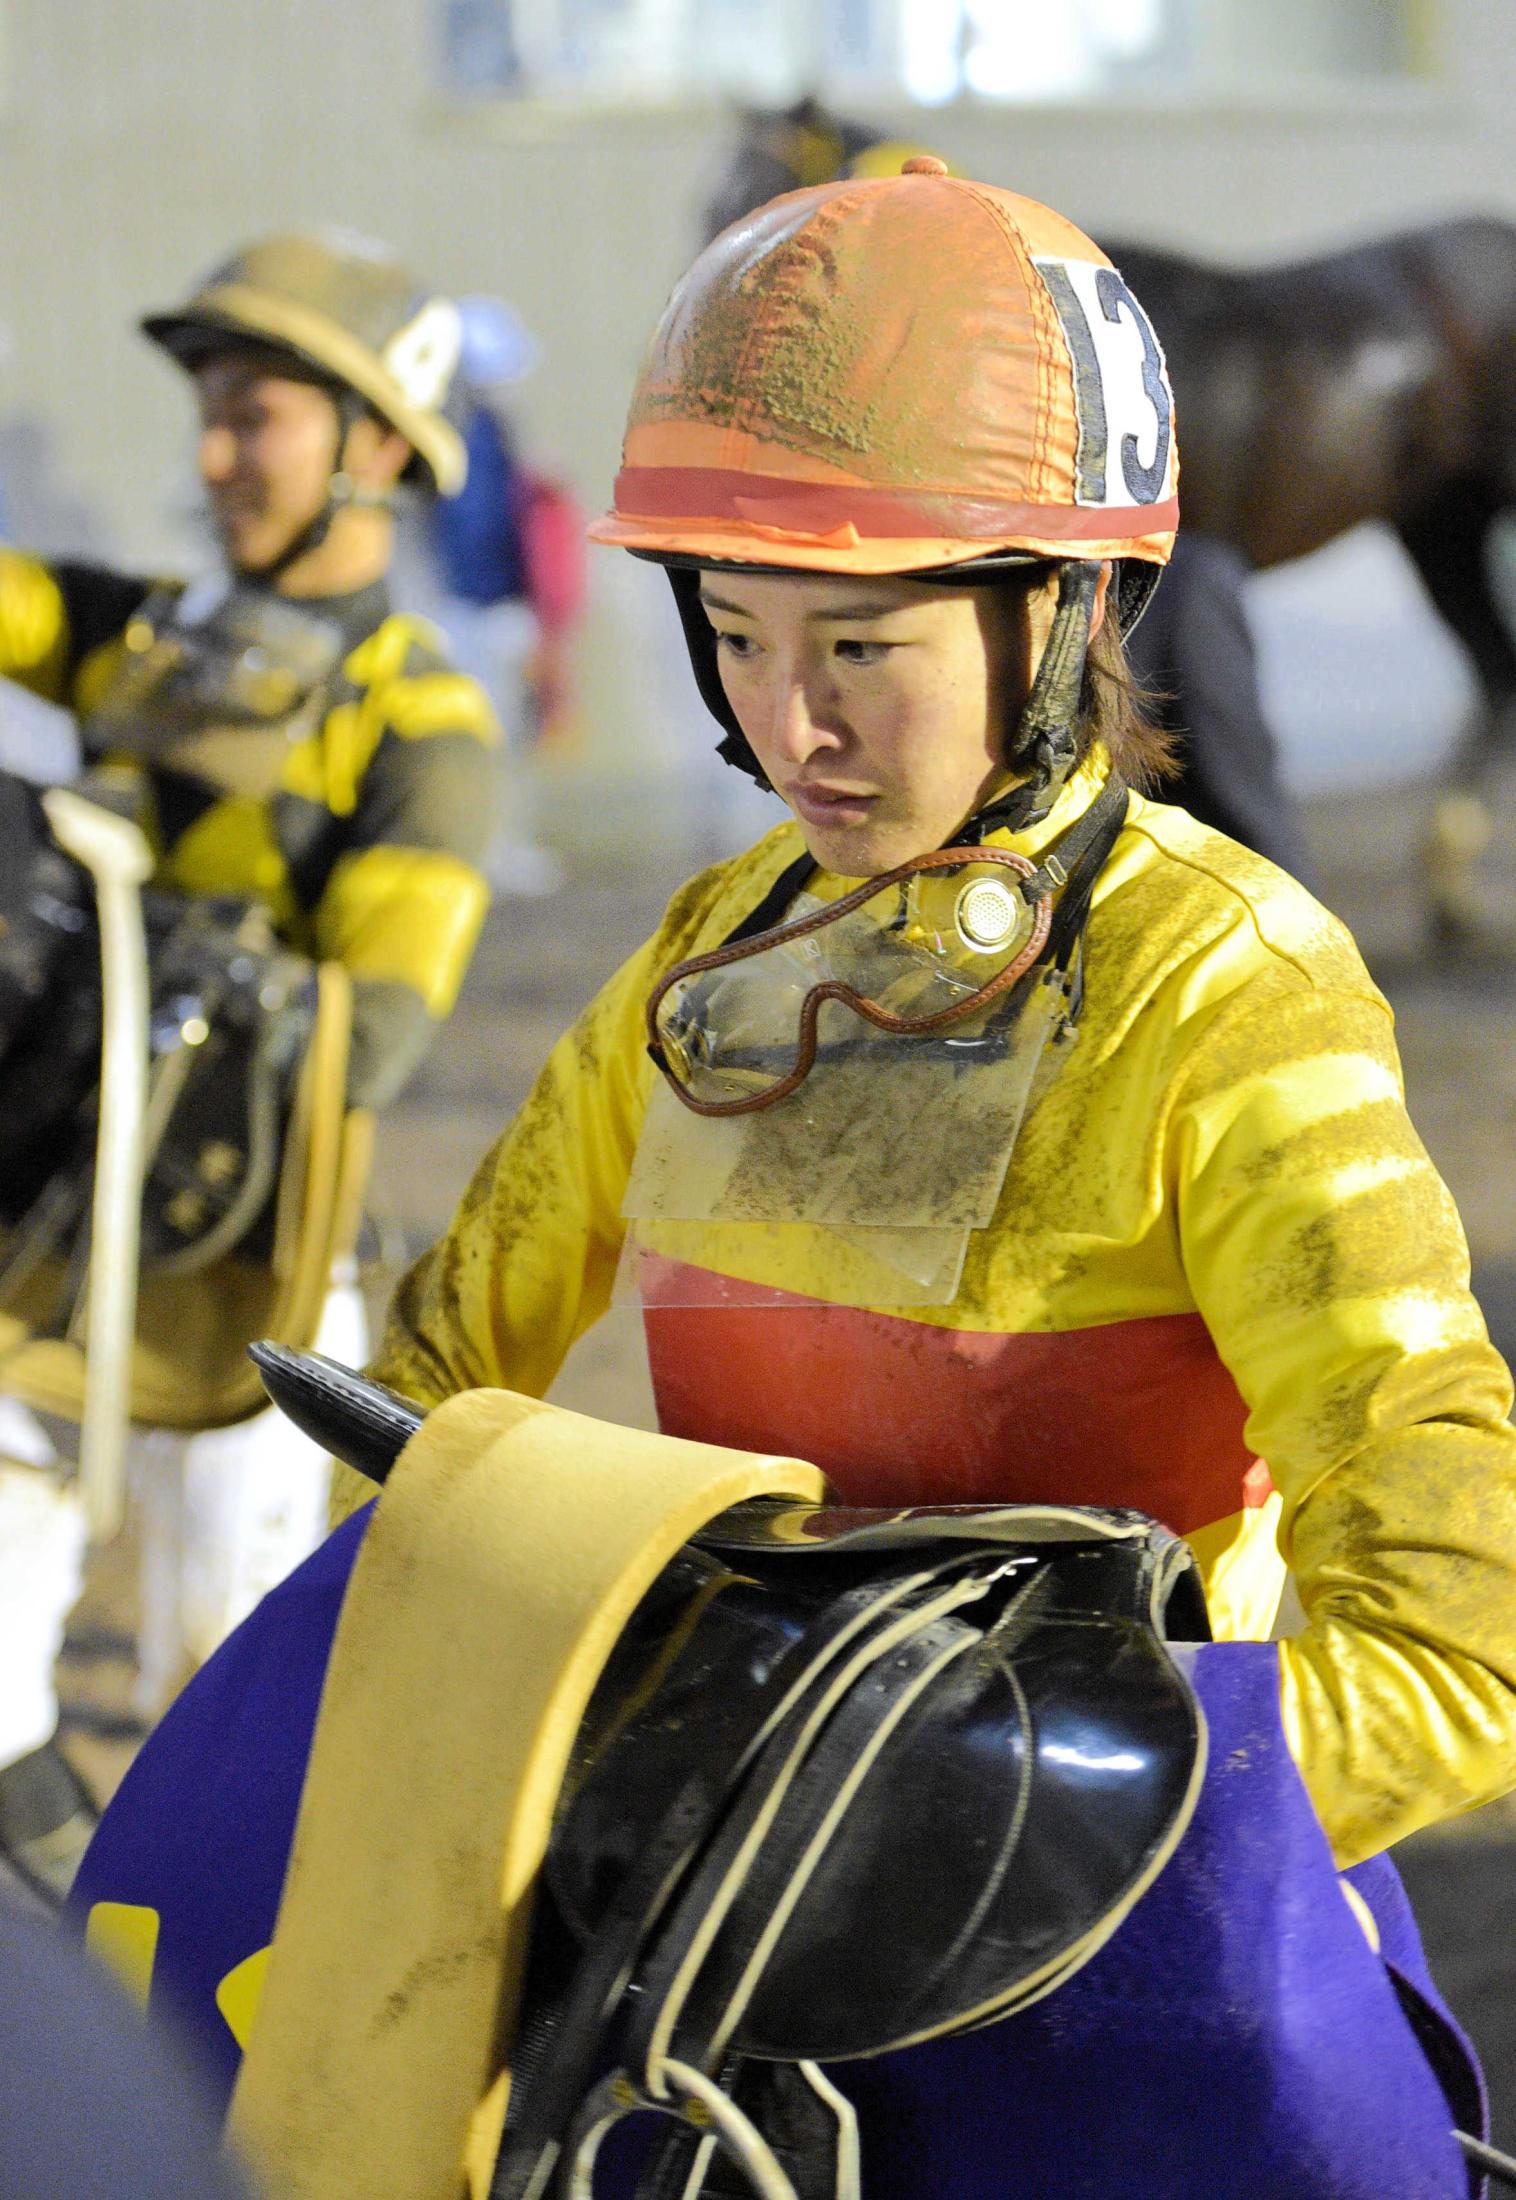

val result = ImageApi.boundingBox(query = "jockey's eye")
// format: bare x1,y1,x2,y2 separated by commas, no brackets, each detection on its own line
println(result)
833,638,892,665
713,629,760,660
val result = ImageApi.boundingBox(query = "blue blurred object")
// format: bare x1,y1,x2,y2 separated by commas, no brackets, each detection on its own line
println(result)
431,298,538,604
1,1893,256,2196
431,405,528,605
457,295,538,390
439,0,522,96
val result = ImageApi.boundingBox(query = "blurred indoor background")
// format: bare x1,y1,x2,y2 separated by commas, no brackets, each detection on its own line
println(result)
0,0,1503,855
8,0,1516,2121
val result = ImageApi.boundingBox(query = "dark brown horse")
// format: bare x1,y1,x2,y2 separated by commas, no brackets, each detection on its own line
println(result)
707,104,1516,935
1106,224,1516,651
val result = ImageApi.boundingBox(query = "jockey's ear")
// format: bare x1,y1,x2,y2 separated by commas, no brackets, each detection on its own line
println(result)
1089,562,1113,642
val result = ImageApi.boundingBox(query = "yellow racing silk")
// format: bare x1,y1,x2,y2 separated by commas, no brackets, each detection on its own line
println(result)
365,751,1516,1866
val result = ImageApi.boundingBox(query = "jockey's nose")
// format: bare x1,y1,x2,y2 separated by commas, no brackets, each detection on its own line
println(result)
766,662,845,767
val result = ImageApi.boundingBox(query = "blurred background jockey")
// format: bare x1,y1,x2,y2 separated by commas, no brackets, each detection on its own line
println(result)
0,229,500,1898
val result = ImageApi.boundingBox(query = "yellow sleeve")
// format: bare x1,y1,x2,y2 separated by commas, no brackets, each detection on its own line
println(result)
367,929,658,1413
328,938,657,1525
306,652,501,1108
0,548,71,701
1170,975,1516,1863
362,841,776,1407
314,846,490,1019
326,844,790,1526
313,842,492,1107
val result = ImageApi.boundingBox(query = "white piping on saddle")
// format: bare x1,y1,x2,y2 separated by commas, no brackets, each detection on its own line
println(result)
563,2060,798,2200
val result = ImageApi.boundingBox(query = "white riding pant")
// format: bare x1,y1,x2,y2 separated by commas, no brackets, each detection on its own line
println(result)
134,1267,368,1711
0,1405,82,1769
0,1269,367,1744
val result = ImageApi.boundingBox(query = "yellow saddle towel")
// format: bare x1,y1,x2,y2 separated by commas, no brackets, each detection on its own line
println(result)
229,1384,826,2199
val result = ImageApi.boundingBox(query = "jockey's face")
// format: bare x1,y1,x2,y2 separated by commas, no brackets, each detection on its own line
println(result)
701,568,1062,873
192,352,407,586
193,354,347,576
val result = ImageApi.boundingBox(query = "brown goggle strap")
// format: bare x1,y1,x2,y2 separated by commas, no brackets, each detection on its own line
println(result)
645,772,1127,1119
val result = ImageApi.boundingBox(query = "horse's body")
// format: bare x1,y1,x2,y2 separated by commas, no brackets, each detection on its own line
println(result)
1109,222,1516,726
709,108,1516,924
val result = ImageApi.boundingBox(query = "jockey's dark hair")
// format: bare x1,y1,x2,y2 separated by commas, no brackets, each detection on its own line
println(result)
1080,610,1176,790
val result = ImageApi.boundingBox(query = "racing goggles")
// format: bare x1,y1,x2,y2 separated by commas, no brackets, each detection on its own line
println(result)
646,845,1059,1119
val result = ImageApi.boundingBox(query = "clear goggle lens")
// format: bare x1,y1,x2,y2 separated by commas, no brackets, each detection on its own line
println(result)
648,849,1048,1116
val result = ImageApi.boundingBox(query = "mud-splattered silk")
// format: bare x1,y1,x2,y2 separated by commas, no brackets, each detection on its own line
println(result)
360,752,1516,1867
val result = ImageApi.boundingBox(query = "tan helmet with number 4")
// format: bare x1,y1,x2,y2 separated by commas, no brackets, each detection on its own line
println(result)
142,227,467,498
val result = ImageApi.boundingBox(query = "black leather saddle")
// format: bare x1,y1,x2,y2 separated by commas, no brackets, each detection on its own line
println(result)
0,768,315,1295
253,1342,1210,2200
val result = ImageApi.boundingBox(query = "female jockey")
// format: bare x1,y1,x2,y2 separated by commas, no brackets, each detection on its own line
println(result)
360,158,1516,1874
75,163,1516,2196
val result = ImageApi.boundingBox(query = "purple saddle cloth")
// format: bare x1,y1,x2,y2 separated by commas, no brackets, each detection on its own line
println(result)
805,1641,1483,2199
73,1513,1484,2198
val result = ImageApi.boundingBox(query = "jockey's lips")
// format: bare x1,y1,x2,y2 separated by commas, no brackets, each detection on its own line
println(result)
785,781,879,828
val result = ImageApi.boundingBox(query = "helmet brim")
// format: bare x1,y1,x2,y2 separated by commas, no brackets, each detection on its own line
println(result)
589,506,1175,579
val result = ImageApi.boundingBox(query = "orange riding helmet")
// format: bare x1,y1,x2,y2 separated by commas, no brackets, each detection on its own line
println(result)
591,159,1180,823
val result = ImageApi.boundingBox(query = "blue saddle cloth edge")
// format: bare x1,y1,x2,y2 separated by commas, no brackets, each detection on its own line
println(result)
70,1507,1487,2199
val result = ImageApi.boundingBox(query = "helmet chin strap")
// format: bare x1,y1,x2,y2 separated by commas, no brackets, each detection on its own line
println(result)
237,389,396,589
957,559,1101,844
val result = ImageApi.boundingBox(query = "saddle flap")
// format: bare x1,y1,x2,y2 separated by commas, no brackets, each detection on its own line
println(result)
609,1541,1206,2067
533,1546,1205,2093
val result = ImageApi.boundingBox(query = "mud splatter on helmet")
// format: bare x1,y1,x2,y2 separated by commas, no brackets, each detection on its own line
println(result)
592,160,1179,821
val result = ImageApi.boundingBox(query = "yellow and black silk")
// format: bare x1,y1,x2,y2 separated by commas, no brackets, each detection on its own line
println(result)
0,549,499,1108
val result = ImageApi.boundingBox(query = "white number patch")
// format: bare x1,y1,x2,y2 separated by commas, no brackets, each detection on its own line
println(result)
383,297,463,412
1033,256,1173,509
